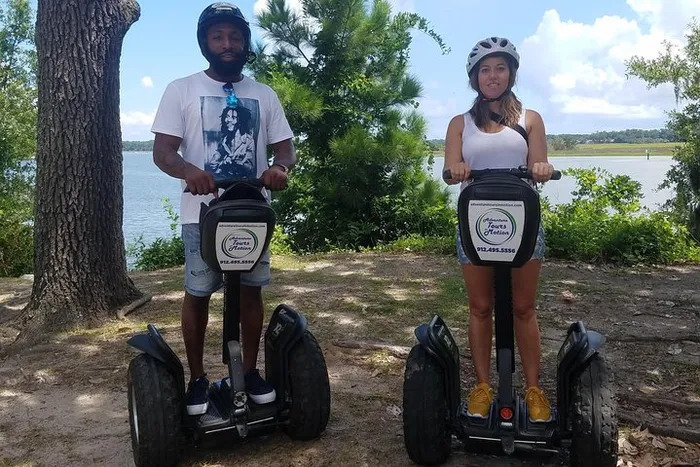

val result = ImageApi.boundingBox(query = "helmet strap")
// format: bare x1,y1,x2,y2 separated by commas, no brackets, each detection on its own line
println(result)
480,89,511,103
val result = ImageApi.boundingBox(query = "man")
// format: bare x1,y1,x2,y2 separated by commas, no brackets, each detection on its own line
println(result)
151,2,296,416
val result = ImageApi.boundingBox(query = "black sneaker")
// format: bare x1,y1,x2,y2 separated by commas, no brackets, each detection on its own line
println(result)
244,369,276,404
186,374,209,415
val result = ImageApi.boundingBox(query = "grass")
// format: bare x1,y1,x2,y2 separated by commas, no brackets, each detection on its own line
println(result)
430,142,680,158
549,142,679,157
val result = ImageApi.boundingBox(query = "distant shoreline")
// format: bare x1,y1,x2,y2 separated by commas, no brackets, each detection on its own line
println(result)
429,142,677,158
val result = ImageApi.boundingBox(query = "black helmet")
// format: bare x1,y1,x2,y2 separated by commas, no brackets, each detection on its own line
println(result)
197,3,254,61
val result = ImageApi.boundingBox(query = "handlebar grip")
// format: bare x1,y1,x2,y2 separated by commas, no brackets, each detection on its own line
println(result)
183,177,265,193
442,168,562,181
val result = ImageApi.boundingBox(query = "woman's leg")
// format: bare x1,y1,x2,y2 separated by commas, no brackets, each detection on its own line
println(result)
511,259,542,389
512,258,551,422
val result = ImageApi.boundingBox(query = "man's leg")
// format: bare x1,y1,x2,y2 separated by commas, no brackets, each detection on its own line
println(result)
181,292,210,379
182,223,223,415
240,284,264,372
240,249,275,404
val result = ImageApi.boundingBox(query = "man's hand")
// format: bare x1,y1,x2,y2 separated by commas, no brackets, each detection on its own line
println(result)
262,165,289,191
184,164,216,195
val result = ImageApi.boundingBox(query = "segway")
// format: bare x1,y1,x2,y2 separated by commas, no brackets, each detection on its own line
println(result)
402,166,618,466
126,177,331,467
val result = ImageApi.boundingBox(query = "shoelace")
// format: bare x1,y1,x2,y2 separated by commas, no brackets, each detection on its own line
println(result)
470,387,491,404
526,389,549,408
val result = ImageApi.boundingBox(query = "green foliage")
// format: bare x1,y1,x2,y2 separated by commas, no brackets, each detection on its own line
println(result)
543,168,700,265
548,135,577,151
626,20,700,240
127,199,299,271
122,140,153,152
252,0,454,252
0,0,36,277
127,198,184,271
269,224,294,255
0,203,32,276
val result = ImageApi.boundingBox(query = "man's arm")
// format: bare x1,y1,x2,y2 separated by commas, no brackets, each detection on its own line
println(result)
270,138,296,171
262,138,296,190
153,133,215,195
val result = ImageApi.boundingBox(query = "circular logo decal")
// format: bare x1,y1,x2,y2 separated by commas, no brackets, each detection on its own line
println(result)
221,229,259,259
475,209,516,245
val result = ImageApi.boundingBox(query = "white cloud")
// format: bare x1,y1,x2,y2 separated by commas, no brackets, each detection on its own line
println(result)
121,110,155,126
418,97,458,119
388,0,415,13
553,96,661,119
253,0,302,15
517,1,700,130
140,76,153,88
121,110,156,141
627,0,700,39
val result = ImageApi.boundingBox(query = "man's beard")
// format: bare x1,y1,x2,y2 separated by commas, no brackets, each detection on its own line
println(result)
208,53,246,77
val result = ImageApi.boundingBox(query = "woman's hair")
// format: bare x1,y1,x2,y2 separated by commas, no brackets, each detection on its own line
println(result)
468,53,522,129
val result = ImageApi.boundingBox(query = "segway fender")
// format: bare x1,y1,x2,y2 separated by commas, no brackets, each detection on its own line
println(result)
414,316,459,367
584,330,606,360
264,304,308,409
127,324,185,395
414,316,461,424
556,321,608,434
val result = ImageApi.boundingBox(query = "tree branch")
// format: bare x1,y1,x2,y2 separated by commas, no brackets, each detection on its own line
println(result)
619,409,700,443
620,393,700,415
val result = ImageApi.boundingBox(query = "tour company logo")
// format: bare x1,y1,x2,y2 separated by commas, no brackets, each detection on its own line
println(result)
475,209,516,246
221,229,259,259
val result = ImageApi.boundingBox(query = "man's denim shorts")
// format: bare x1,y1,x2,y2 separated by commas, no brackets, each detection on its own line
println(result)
182,223,271,297
456,224,546,265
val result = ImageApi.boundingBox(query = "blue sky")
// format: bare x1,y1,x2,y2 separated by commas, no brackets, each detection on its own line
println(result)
117,0,700,140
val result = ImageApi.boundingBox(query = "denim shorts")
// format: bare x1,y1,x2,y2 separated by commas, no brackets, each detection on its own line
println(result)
182,223,271,297
456,224,546,265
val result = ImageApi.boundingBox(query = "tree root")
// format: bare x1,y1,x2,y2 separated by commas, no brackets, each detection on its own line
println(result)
620,393,700,415
116,293,152,319
619,409,700,443
610,334,700,344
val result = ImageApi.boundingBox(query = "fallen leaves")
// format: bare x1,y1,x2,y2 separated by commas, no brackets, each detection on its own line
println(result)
560,290,578,303
618,427,700,467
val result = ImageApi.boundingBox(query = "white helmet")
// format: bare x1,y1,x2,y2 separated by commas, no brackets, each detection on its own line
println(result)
466,37,520,76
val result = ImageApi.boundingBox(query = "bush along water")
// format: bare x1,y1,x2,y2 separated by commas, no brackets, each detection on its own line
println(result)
542,168,700,265
118,169,700,272
126,198,296,271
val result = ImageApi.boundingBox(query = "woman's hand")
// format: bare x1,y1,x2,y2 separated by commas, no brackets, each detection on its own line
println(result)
531,161,554,183
443,161,471,185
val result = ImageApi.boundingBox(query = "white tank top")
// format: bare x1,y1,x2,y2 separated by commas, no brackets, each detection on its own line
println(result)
461,109,528,169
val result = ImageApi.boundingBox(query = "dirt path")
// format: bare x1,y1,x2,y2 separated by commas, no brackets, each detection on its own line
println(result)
1,254,700,466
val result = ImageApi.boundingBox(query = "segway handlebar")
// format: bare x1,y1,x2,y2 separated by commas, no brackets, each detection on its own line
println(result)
442,166,562,181
183,176,266,193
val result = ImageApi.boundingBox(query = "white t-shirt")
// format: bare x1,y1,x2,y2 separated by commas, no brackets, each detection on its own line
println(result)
151,71,294,224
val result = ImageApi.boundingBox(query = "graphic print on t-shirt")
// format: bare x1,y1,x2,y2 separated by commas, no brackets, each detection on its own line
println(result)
201,96,260,179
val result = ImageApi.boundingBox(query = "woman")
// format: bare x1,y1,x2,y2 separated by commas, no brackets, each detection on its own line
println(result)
443,36,555,422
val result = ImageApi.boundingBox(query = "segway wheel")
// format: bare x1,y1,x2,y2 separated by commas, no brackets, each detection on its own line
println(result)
402,344,451,466
127,354,185,467
283,330,331,440
569,353,618,467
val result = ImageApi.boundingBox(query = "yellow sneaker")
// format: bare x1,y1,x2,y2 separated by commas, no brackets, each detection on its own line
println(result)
467,382,493,418
525,386,552,422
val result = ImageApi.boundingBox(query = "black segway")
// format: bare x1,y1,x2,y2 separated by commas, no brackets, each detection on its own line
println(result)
402,166,618,466
126,177,331,467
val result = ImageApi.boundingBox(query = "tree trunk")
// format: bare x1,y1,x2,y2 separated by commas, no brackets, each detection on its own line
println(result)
15,0,142,346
